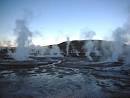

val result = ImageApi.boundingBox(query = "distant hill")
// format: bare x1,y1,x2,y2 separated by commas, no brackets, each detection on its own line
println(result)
57,40,113,56
0,40,127,61
54,40,112,61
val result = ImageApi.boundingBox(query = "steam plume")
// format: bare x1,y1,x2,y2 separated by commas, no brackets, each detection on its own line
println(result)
81,29,96,61
12,19,32,61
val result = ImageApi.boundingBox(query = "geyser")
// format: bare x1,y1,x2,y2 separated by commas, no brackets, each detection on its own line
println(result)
66,36,70,56
82,30,96,61
13,19,32,61
50,45,63,57
111,17,130,64
84,40,94,61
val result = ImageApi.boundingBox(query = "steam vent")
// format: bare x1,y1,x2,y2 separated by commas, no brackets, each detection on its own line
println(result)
0,0,130,98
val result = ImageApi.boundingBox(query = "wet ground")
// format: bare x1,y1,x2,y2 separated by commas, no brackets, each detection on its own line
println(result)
0,57,130,98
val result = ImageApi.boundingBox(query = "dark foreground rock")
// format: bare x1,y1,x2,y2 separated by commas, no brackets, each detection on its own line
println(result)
0,57,130,98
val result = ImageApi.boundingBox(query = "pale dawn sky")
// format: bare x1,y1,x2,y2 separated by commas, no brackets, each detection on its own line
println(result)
0,0,130,46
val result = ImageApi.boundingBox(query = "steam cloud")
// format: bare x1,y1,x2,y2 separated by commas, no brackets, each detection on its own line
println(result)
50,45,63,57
81,29,97,61
12,19,32,61
66,36,70,56
9,11,130,64
112,19,130,63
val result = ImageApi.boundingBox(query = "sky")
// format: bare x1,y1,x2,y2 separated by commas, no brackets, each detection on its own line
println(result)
0,0,130,46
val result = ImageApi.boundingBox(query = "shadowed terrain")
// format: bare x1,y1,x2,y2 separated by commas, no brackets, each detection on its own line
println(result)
0,57,130,98
0,40,130,98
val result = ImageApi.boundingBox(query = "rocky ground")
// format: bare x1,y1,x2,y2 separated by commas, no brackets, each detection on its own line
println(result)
0,57,130,98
